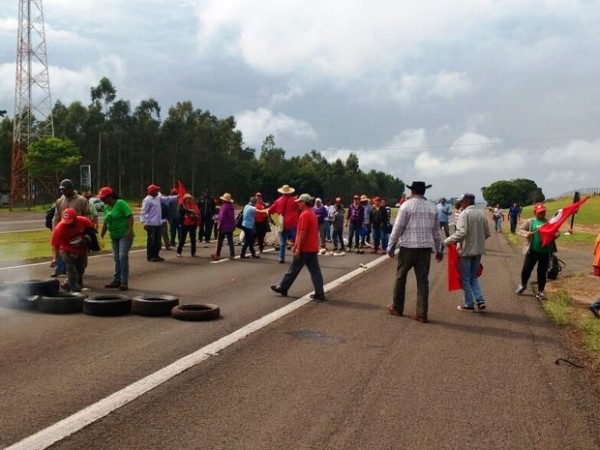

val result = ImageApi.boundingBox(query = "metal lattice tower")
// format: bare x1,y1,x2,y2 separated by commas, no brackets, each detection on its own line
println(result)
10,0,54,205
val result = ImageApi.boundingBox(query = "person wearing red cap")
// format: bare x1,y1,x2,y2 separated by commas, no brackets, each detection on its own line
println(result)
516,202,559,300
50,208,95,292
98,187,134,291
140,184,178,262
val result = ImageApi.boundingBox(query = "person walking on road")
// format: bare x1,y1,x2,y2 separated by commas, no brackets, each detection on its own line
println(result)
444,193,491,311
140,184,178,262
98,187,134,291
271,193,326,301
168,188,182,247
386,181,443,323
268,184,300,264
436,197,452,238
212,193,236,261
331,203,346,255
508,202,520,234
515,203,559,300
254,192,269,253
240,196,264,259
198,189,216,245
177,193,201,258
492,204,504,232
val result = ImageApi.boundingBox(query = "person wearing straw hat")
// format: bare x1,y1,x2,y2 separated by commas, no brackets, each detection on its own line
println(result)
268,184,300,264
213,192,236,261
387,181,443,323
271,193,325,300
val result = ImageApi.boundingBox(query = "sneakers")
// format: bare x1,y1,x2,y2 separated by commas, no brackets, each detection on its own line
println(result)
119,283,128,291
50,271,66,278
319,248,327,255
515,284,526,294
310,293,326,301
270,284,288,297
535,291,546,301
457,305,475,311
476,302,486,311
589,306,600,319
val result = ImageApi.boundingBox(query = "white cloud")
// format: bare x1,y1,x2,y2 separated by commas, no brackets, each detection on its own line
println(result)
235,108,317,149
542,139,600,166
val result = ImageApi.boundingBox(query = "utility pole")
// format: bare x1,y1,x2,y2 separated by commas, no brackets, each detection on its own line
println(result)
10,0,54,207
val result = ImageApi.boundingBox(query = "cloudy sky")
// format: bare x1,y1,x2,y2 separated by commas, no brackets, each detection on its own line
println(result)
1,0,599,199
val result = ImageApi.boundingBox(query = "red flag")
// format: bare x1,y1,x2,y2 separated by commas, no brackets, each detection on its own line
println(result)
537,196,590,247
177,180,187,204
447,244,462,291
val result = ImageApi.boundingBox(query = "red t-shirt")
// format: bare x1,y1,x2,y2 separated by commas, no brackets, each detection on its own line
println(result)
269,195,299,230
255,200,267,223
51,216,94,254
297,208,320,252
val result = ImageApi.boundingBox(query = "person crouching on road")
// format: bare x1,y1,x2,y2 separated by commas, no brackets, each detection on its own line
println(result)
98,187,134,291
515,203,559,300
271,194,326,301
51,208,94,292
177,193,201,258
444,193,491,311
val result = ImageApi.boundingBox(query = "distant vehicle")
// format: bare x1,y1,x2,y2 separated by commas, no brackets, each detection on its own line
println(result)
89,197,104,212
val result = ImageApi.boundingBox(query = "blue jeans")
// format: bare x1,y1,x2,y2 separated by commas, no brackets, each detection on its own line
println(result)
592,298,600,310
332,230,345,250
111,235,134,283
279,228,296,262
279,252,324,296
459,255,484,308
145,225,162,260
372,225,388,250
169,217,181,247
324,222,331,240
241,226,256,257
495,217,502,232
348,222,360,249
53,254,66,274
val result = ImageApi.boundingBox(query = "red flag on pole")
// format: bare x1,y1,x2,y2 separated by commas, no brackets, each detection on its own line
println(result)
177,180,187,204
537,195,590,247
447,244,462,291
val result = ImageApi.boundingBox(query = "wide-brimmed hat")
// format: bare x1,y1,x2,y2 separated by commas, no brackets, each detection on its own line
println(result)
61,208,77,224
220,192,234,203
406,181,432,191
360,194,369,202
295,193,313,203
147,184,160,194
277,184,295,194
183,193,193,200
97,186,114,200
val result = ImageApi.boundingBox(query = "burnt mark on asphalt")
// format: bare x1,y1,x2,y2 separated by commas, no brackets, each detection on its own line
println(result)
286,329,346,345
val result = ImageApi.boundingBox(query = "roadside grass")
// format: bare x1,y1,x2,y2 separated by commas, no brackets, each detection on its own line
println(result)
0,223,149,262
521,195,600,227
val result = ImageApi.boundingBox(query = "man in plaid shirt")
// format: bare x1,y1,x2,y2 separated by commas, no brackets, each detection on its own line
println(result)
387,181,443,323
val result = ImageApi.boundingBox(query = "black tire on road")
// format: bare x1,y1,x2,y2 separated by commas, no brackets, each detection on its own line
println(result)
171,304,220,321
35,292,87,314
83,295,131,316
132,294,179,317
11,279,60,297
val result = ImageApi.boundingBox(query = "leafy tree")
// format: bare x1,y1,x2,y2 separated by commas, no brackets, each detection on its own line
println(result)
24,137,81,184
482,179,545,207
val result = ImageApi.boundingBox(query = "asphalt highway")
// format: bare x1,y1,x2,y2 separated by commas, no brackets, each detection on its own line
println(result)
1,231,599,449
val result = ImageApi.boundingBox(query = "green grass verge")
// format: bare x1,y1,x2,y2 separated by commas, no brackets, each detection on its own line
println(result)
0,223,149,262
521,195,600,225
542,291,600,362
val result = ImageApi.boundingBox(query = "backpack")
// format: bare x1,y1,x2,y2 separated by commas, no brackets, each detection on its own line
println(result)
547,253,565,280
235,208,245,229
45,206,55,230
84,227,101,252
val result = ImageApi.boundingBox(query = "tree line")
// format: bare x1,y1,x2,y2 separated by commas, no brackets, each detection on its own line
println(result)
0,77,405,204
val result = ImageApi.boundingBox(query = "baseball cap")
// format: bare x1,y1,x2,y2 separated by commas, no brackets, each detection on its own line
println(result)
59,179,75,190
61,208,77,224
295,193,313,203
97,186,114,200
534,203,546,213
147,184,160,194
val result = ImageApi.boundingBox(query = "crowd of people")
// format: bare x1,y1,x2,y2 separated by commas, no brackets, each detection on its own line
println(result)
48,178,593,323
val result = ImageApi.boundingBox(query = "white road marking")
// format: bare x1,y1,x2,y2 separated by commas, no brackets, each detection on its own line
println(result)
0,250,146,271
5,253,391,450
